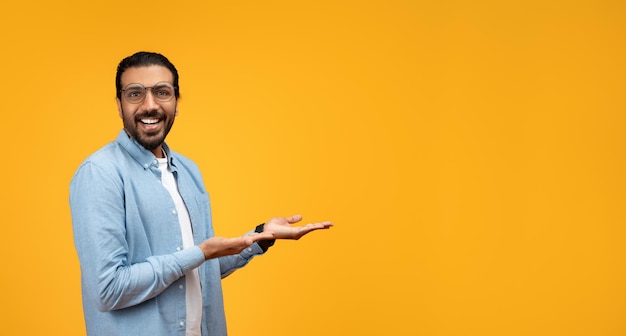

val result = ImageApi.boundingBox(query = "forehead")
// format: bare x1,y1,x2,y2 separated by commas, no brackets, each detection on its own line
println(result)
120,65,174,87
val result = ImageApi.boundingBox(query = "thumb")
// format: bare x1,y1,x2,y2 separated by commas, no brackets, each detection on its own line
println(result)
286,214,303,224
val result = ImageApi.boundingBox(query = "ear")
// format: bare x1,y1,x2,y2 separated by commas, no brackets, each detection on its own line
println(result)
116,98,123,119
175,101,179,116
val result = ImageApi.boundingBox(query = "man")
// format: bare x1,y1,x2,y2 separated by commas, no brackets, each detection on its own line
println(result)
70,51,332,336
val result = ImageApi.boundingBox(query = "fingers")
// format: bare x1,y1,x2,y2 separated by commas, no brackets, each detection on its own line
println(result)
316,221,333,228
201,232,277,260
286,214,303,224
305,221,333,230
227,233,273,252
292,221,333,239
284,216,331,228
245,231,275,242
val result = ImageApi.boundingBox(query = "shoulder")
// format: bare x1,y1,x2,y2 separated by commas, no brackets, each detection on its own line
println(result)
79,141,128,170
71,141,132,185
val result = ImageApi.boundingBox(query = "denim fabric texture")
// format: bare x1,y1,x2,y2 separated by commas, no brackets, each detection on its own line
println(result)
70,130,264,336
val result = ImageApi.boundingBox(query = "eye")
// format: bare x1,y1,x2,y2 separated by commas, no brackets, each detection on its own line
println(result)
127,90,143,98
155,89,171,97
152,85,174,100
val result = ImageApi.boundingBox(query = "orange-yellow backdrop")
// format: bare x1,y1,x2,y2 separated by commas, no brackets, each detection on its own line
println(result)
1,0,625,335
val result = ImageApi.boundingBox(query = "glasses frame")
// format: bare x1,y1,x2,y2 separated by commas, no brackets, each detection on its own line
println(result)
120,82,177,104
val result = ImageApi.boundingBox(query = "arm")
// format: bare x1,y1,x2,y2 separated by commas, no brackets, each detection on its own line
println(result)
216,225,273,278
70,162,203,312
70,162,273,311
217,215,333,276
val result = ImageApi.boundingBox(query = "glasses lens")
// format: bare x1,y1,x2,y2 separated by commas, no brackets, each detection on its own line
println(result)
124,86,146,103
151,84,174,102
122,83,175,104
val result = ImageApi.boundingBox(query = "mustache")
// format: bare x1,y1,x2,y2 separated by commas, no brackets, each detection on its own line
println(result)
134,110,164,120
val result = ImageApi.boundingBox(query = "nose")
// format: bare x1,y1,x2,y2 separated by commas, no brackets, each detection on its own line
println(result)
141,90,159,110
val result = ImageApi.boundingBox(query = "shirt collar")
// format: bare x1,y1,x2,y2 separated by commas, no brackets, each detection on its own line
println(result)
115,129,176,170
161,141,177,170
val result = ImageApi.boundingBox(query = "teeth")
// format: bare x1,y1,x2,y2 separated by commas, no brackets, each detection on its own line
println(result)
141,119,159,124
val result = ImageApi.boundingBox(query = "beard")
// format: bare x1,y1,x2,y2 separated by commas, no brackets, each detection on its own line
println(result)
121,108,175,151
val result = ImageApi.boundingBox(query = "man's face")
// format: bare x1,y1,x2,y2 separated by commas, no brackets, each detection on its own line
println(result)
116,65,178,156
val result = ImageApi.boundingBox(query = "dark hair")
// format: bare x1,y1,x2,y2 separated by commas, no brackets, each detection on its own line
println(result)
115,51,180,100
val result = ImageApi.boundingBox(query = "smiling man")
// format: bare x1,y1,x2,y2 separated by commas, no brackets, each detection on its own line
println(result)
116,62,177,157
70,51,332,336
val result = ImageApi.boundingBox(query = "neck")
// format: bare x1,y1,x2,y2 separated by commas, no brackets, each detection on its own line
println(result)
151,146,165,158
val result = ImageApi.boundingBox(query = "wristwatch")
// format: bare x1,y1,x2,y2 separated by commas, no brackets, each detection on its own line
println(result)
254,223,276,252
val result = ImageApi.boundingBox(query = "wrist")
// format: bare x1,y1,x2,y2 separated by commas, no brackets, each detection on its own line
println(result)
255,223,275,252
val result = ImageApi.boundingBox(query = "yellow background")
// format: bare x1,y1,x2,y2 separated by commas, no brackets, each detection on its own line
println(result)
1,0,625,335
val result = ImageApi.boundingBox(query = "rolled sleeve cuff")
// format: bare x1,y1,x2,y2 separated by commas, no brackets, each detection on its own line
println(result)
174,246,206,274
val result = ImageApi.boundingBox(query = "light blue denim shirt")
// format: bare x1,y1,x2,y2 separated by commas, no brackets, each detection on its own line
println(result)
70,130,265,336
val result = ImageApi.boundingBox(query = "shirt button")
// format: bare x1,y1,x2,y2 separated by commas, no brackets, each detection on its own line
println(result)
144,163,149,168
247,248,253,252
176,247,181,251
172,209,176,215
179,321,185,327
179,284,184,289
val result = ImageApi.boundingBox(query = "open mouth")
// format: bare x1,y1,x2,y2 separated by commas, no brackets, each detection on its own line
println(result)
140,118,160,125
138,117,162,133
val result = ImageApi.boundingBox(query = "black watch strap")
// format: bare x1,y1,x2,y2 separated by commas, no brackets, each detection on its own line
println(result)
255,223,275,252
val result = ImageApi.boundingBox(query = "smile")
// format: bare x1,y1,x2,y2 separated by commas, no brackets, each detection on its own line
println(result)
140,118,160,124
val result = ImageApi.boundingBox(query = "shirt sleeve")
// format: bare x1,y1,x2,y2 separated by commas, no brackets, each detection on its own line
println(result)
218,239,266,278
70,161,206,312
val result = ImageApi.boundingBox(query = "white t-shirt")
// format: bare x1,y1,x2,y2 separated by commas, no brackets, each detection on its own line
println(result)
158,157,202,336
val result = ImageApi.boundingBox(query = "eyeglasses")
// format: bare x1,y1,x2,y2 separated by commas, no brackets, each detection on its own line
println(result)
120,82,176,104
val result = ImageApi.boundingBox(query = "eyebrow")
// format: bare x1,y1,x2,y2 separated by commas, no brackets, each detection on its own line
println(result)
123,84,145,90
152,83,173,89
123,83,173,90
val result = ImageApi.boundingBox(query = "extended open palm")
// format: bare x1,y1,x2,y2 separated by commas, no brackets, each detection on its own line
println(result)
264,214,333,240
